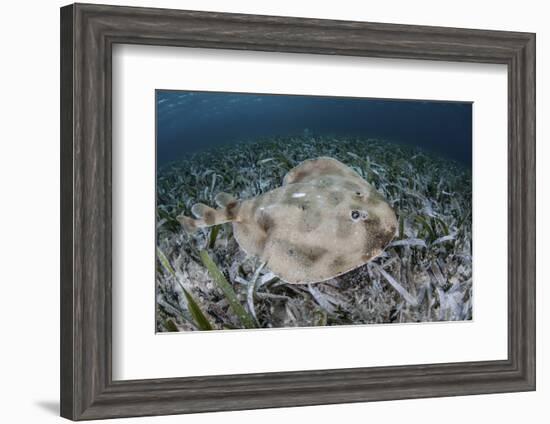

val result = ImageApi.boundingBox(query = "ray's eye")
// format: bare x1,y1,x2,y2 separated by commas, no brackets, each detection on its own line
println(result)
351,210,369,222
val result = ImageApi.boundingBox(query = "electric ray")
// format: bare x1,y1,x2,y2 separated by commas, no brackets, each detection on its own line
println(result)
178,157,397,284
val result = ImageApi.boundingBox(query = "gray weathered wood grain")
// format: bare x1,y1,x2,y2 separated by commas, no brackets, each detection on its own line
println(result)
60,3,536,420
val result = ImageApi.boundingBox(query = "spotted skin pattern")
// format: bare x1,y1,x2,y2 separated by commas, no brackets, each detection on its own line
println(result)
178,157,397,284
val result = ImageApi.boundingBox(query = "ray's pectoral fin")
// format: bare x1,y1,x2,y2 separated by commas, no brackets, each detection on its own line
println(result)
283,157,357,185
177,196,240,234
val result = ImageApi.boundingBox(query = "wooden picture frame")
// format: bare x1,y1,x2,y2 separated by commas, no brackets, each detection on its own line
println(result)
60,3,535,420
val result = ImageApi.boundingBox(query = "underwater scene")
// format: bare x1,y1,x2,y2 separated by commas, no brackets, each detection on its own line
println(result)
156,90,472,332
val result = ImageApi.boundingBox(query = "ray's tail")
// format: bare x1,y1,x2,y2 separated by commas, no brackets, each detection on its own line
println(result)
177,192,240,234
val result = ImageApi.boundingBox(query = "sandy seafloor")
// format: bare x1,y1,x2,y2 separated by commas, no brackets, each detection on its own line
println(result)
155,137,472,332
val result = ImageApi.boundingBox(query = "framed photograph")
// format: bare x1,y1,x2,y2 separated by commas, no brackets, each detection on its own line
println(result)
60,3,535,420
155,90,473,332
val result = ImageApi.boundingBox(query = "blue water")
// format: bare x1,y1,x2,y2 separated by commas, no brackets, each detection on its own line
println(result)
156,90,472,166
